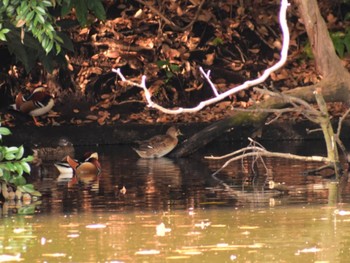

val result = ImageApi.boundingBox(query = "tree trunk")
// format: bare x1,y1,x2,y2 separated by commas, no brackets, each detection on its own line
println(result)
294,0,349,79
173,0,350,157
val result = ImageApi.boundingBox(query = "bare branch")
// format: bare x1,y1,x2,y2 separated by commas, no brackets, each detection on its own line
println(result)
112,0,290,114
336,108,350,138
334,108,350,157
206,145,331,177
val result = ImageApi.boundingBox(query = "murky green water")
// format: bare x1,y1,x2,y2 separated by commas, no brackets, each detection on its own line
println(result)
1,206,350,262
1,141,350,262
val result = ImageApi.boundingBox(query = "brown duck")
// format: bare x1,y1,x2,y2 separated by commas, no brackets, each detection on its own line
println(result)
133,126,181,158
66,152,101,176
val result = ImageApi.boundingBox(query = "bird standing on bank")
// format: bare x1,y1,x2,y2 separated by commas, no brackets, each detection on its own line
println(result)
133,126,182,158
11,87,54,126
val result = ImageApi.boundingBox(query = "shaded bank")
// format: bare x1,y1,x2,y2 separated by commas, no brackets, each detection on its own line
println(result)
6,119,350,150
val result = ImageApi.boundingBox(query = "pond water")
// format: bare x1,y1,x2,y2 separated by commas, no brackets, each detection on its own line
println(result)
1,140,350,262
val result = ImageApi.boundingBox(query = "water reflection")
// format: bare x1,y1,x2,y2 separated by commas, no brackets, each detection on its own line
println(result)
21,142,350,214
2,141,350,262
1,206,350,262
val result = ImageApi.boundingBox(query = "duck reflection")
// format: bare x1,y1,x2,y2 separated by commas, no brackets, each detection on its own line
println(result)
135,158,181,187
127,158,182,209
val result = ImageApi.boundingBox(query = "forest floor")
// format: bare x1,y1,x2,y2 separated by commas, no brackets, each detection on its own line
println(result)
1,0,350,145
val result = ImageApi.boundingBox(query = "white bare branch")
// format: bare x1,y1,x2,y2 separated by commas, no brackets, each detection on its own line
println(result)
112,0,290,114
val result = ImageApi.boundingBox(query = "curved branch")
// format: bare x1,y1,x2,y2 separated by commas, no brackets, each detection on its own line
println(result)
113,0,290,114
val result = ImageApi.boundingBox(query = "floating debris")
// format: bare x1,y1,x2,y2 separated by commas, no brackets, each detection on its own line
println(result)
156,222,171,236
86,224,107,229
135,249,160,255
0,253,22,262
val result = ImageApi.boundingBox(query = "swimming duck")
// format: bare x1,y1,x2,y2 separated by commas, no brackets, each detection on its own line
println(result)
66,152,101,176
11,87,54,126
133,126,181,158
33,137,75,165
55,152,101,185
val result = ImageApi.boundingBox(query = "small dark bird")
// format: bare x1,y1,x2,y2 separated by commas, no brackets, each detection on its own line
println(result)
32,137,75,165
133,126,181,158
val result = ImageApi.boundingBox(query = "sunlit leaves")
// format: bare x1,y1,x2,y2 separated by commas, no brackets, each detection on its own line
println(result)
18,184,42,197
13,0,59,54
0,28,10,41
0,122,37,202
0,0,105,62
0,126,11,141
18,205,36,215
156,59,181,81
329,29,350,58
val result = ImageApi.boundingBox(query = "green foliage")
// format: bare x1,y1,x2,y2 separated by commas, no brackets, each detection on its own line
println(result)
60,0,106,26
0,0,106,72
156,59,181,82
330,30,350,58
302,41,313,59
302,29,350,59
212,37,224,46
0,121,40,200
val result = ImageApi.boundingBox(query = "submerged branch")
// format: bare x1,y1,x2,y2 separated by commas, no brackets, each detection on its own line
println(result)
206,145,331,177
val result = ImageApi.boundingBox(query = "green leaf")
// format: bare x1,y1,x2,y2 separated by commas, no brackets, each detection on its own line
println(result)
0,127,11,136
6,5,15,16
169,64,180,72
18,3,30,18
34,6,46,15
74,0,88,26
343,32,350,54
0,28,10,40
35,13,45,24
61,0,73,17
18,184,41,196
22,155,34,162
18,205,36,215
0,32,7,42
21,162,31,174
212,37,224,46
5,153,16,160
10,173,26,185
14,162,24,175
16,145,24,160
156,60,169,68
41,0,52,7
44,39,54,54
4,162,15,171
2,170,11,182
3,0,9,8
5,146,18,154
88,0,106,20
26,10,36,22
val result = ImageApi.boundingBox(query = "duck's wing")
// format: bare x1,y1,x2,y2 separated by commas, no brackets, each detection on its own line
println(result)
136,135,167,150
